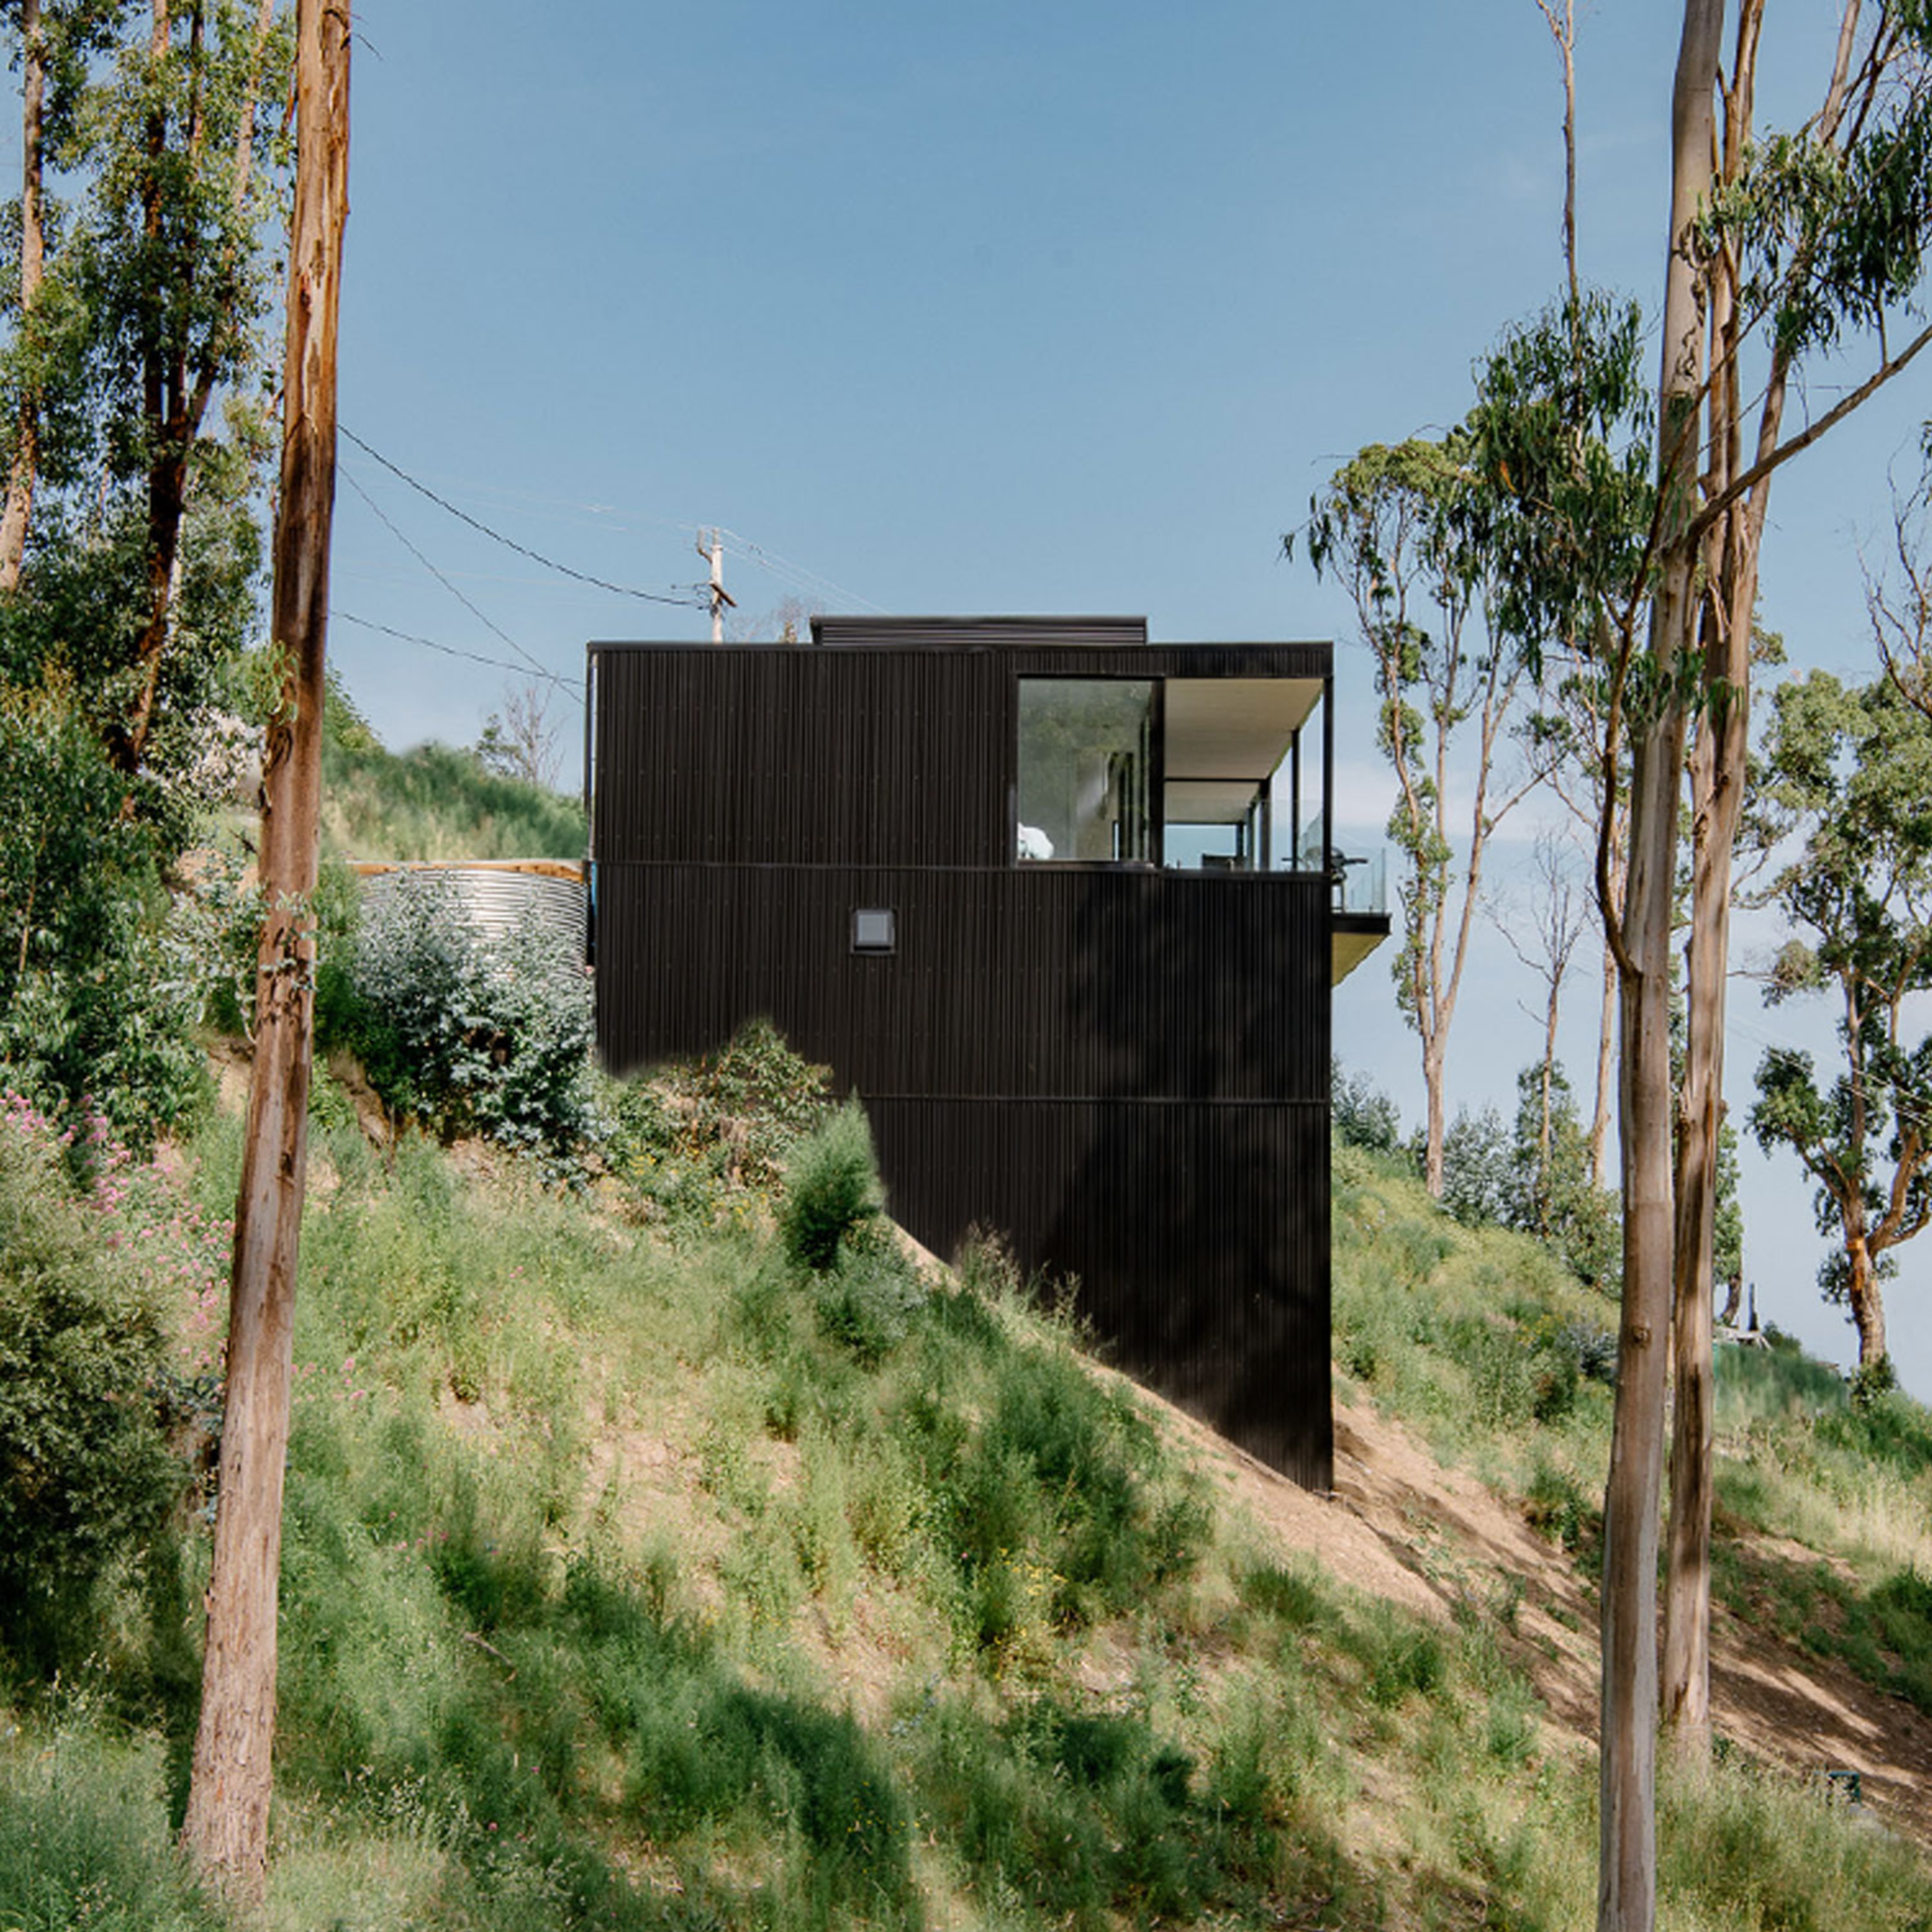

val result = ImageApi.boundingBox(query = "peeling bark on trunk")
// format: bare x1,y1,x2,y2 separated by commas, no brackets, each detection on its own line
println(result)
1591,939,1616,1187
178,0,348,1902
1599,8,1723,1928
1846,1239,1889,1365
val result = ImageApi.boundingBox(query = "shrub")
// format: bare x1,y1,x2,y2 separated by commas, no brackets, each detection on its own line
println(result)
1440,1104,1515,1227
814,1230,926,1366
340,871,599,1163
0,679,208,1148
0,1095,187,1671
1334,1059,1403,1154
779,1100,884,1272
1849,1353,1897,1412
602,1019,831,1226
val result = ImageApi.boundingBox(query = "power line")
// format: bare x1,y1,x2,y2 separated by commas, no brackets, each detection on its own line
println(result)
341,466,558,689
714,525,884,615
330,608,584,704
339,425,708,610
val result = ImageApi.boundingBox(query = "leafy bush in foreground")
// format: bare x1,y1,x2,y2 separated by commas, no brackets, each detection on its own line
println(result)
338,871,599,1163
0,1095,188,1672
601,1019,831,1230
0,681,208,1147
779,1100,884,1272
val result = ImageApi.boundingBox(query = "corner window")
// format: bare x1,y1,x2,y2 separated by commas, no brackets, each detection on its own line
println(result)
1015,679,1155,863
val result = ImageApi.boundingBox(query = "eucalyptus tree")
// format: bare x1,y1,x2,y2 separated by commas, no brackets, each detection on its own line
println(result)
0,1,131,589
1494,826,1592,1212
1556,5,1932,1922
1425,7,1932,1918
1301,437,1537,1199
82,0,285,774
1748,671,1932,1371
0,0,286,776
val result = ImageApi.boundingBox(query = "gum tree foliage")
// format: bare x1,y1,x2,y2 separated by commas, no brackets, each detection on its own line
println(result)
1435,1062,1622,1293
1472,294,1656,1187
1299,436,1537,1200
0,0,288,775
0,3,290,1133
1747,671,1932,1370
1385,6,1932,1916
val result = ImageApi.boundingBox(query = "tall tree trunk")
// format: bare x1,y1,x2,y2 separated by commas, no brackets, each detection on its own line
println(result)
0,0,47,589
1423,1036,1446,1196
1599,9,1722,1930
179,0,348,1901
1591,937,1616,1186
1846,1236,1889,1366
1665,0,1817,1756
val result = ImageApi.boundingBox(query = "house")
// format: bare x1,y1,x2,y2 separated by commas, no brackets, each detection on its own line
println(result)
586,616,1388,1491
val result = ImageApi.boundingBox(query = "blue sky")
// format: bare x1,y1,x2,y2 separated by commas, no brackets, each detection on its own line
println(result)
311,3,1932,1394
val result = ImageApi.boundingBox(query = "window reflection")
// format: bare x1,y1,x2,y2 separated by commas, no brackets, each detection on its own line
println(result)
1016,680,1155,864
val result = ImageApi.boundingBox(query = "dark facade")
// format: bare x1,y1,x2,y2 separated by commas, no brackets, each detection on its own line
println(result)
587,617,1386,1491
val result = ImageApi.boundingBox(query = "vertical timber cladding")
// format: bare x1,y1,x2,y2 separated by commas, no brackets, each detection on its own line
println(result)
589,631,1338,1490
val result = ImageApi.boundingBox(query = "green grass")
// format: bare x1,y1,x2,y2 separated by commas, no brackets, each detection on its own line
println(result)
3,1103,1930,1929
320,736,585,861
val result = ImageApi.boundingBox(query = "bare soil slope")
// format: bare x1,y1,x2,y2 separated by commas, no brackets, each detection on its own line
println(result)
1145,1381,1932,1844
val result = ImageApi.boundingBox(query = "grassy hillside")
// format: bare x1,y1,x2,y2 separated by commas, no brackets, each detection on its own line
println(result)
319,735,585,862
4,1076,1930,1930
1332,1137,1932,1723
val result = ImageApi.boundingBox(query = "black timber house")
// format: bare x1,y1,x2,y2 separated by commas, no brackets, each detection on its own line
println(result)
587,616,1388,1491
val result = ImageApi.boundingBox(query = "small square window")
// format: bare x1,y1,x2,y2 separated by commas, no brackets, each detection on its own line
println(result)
852,907,896,954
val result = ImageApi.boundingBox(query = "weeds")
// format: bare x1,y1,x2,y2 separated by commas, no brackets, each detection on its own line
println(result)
4,1071,1930,1930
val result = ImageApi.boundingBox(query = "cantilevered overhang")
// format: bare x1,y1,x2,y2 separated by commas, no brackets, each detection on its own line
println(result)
1333,912,1391,986
1164,677,1324,786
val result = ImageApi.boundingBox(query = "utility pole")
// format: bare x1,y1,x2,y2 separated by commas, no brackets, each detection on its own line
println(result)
180,0,349,1903
698,526,735,642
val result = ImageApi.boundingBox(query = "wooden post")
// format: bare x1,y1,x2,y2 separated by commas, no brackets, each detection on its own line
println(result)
179,0,349,1902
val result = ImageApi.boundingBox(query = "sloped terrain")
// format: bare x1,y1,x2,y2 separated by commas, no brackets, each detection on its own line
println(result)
3,1093,1930,1931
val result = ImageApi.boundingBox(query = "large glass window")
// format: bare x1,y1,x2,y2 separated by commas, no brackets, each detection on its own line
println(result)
1016,679,1155,863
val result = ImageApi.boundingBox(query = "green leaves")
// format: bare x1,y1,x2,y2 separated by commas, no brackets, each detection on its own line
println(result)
1749,672,1932,1320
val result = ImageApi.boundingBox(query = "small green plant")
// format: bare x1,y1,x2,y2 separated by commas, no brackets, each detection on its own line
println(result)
779,1099,884,1272
1523,1458,1600,1559
1849,1353,1897,1412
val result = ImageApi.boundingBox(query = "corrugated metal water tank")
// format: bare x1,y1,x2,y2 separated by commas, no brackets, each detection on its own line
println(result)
353,859,587,955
